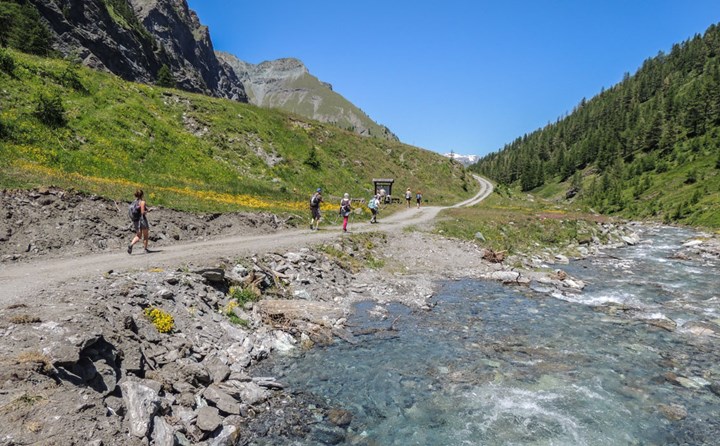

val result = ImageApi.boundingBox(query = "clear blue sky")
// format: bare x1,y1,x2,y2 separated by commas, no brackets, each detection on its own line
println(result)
187,0,720,157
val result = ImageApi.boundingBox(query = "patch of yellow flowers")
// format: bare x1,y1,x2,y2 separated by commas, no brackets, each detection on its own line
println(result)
144,307,174,333
14,161,329,211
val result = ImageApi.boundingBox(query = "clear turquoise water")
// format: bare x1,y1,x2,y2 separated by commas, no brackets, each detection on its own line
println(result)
261,227,720,445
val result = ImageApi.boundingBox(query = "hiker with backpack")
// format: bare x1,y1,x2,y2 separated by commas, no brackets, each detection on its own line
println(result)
309,188,323,230
416,190,423,208
127,189,150,254
368,193,380,223
339,193,352,233
405,188,412,208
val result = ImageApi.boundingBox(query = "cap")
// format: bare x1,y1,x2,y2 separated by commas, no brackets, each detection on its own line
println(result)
343,193,349,198
316,188,322,192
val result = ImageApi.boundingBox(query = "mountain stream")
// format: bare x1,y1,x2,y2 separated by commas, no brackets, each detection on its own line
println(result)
255,226,720,445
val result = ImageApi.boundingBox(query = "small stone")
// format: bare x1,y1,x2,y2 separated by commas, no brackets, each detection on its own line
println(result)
196,405,222,432
658,403,687,421
327,408,353,427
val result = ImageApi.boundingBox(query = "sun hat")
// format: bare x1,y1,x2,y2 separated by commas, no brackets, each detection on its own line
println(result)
343,193,349,198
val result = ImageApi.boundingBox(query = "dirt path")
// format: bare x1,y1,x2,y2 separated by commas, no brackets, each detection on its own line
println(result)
0,176,493,303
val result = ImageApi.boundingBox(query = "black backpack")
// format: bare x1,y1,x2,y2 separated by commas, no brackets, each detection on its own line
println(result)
128,199,141,221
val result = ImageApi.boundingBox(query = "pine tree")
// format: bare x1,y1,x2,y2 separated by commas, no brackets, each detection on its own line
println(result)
156,64,175,88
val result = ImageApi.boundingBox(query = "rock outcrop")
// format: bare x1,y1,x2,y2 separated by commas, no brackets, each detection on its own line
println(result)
218,52,398,141
29,0,247,101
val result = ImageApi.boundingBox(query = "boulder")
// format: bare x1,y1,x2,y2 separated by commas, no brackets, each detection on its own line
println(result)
152,416,175,446
120,380,161,438
203,384,242,415
207,415,243,446
196,406,222,432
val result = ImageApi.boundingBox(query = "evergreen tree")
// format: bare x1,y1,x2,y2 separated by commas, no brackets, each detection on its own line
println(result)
156,64,175,88
304,146,321,169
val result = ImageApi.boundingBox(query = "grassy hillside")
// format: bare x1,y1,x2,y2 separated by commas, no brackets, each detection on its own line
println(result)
0,48,476,215
471,23,720,229
434,186,628,264
273,72,396,140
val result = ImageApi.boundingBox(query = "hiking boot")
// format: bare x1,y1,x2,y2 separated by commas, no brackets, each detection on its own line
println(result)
144,248,150,254
127,245,132,254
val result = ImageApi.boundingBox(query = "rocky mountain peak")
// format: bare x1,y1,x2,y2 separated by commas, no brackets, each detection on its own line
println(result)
30,0,247,101
255,58,309,78
218,52,396,141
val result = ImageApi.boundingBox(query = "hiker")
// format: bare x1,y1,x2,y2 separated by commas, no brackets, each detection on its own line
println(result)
416,190,423,208
368,193,379,223
128,189,150,254
310,188,323,230
339,193,352,232
405,188,412,208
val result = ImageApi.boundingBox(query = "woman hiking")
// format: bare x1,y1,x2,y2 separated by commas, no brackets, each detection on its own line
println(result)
309,188,323,230
339,193,352,232
128,189,150,254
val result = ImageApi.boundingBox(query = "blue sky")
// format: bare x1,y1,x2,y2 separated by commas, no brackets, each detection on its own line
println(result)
187,1,720,157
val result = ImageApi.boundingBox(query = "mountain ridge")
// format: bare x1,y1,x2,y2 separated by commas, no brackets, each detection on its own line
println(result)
26,0,247,100
218,52,398,141
11,0,398,140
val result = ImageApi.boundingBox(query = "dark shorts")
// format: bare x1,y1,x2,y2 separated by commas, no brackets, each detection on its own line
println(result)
371,208,378,216
133,216,149,232
311,207,321,220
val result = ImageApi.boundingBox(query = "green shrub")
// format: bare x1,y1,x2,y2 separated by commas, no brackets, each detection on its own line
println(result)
304,146,321,169
60,65,86,93
223,300,250,327
34,93,67,127
0,48,14,74
229,285,259,306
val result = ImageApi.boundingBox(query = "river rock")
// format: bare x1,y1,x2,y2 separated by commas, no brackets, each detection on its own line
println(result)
710,382,720,397
682,239,704,248
622,234,640,245
327,408,353,427
482,270,528,284
682,321,720,336
311,424,346,445
235,380,269,405
120,379,161,438
658,403,687,421
646,317,677,332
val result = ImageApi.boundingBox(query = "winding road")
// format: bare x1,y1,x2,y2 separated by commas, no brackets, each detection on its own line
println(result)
0,176,493,303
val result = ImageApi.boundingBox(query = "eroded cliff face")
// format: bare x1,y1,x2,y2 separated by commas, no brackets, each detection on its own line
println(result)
29,0,247,101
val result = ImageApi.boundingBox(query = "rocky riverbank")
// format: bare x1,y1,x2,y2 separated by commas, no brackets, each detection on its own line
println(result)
2,188,717,445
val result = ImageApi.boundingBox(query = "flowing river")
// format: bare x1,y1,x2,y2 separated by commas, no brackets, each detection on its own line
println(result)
255,226,720,445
